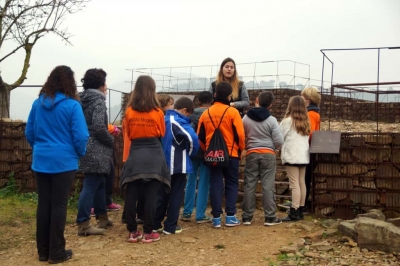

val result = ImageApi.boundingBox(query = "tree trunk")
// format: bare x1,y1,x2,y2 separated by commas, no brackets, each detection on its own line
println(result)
0,80,11,118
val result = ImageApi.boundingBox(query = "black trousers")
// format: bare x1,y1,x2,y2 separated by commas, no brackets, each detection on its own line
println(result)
305,154,316,207
35,170,75,261
124,179,160,234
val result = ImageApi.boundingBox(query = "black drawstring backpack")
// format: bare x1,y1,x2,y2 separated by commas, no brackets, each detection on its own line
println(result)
204,107,231,168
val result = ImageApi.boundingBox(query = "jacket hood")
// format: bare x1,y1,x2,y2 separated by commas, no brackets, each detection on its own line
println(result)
39,92,69,110
78,89,106,108
246,107,271,122
307,104,320,113
166,109,190,123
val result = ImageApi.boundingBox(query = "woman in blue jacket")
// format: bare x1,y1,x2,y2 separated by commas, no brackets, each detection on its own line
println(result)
25,65,89,264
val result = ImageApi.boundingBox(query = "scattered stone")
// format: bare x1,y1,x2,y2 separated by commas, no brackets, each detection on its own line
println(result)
356,217,400,253
386,218,400,227
345,239,358,247
297,221,315,232
280,245,298,253
338,221,358,241
310,240,330,248
304,252,320,259
317,246,333,252
321,219,340,229
304,229,325,239
296,238,305,247
357,209,385,221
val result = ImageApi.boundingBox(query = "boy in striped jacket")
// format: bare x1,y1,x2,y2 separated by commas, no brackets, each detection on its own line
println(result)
154,97,199,235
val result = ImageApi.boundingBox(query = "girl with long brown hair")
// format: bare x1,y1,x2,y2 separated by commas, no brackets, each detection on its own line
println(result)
279,96,311,222
120,75,170,243
210,57,249,116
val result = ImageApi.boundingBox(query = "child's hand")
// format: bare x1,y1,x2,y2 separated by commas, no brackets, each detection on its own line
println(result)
111,126,121,136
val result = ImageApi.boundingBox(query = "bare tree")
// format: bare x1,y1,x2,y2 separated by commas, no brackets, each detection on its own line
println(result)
0,0,90,118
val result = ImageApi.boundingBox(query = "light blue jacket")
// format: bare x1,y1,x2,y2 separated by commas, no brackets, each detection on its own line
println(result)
162,110,199,175
25,92,89,173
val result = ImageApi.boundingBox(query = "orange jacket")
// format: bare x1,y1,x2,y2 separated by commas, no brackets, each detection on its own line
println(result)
197,102,245,158
122,107,165,162
308,111,320,132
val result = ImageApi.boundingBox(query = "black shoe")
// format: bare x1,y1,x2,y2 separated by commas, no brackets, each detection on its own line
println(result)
38,255,48,262
302,205,310,214
282,208,300,222
264,217,282,226
242,218,252,226
299,206,304,220
48,249,73,264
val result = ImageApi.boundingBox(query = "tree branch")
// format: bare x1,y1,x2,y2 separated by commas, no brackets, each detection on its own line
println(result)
0,43,24,62
10,43,33,90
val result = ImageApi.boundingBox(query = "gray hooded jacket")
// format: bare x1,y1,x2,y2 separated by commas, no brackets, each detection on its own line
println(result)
242,107,283,153
78,89,114,174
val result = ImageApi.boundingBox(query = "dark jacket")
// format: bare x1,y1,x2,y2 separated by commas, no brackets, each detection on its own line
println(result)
120,138,171,192
210,81,250,116
78,89,114,174
189,107,208,158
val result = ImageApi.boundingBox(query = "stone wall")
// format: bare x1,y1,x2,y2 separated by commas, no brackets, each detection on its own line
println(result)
143,88,400,122
0,120,124,193
313,133,400,219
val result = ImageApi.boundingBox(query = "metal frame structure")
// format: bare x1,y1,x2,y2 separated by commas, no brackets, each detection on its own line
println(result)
320,46,400,132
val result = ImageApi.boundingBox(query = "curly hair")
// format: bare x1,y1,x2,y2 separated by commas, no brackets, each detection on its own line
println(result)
284,96,311,136
81,68,107,90
39,65,78,100
126,76,159,112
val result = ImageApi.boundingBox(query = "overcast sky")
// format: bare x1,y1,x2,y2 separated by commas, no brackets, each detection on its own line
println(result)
2,0,400,120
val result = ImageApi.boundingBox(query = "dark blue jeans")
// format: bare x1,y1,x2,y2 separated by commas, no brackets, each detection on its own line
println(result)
76,173,107,224
209,158,239,218
105,163,114,206
35,170,75,261
154,173,186,233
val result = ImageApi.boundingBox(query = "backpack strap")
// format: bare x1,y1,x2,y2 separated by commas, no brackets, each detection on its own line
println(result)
208,107,230,129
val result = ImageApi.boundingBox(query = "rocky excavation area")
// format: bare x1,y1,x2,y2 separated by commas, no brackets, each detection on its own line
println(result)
1,208,399,266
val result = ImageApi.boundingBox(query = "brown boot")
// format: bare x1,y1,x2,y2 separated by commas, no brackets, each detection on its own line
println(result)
96,213,113,229
77,220,105,236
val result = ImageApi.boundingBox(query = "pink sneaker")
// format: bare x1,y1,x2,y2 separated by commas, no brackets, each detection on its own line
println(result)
142,232,160,243
90,208,95,217
106,203,121,211
128,231,143,243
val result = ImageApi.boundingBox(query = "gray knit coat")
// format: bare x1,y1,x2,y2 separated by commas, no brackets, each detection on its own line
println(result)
78,89,114,174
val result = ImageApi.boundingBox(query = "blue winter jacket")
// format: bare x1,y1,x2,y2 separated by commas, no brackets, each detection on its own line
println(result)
25,92,89,173
162,110,199,175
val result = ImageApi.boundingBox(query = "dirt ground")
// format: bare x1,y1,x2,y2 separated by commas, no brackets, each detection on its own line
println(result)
1,207,304,266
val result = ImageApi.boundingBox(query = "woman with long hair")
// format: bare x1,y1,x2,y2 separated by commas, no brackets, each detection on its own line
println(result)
279,96,311,222
76,68,114,236
25,65,89,263
210,57,249,116
120,75,170,243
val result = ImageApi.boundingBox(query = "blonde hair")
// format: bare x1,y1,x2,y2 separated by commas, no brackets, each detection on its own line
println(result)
216,58,241,100
284,96,311,136
301,87,321,106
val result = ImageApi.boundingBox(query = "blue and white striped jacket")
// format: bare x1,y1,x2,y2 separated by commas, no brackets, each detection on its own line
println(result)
162,110,199,175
